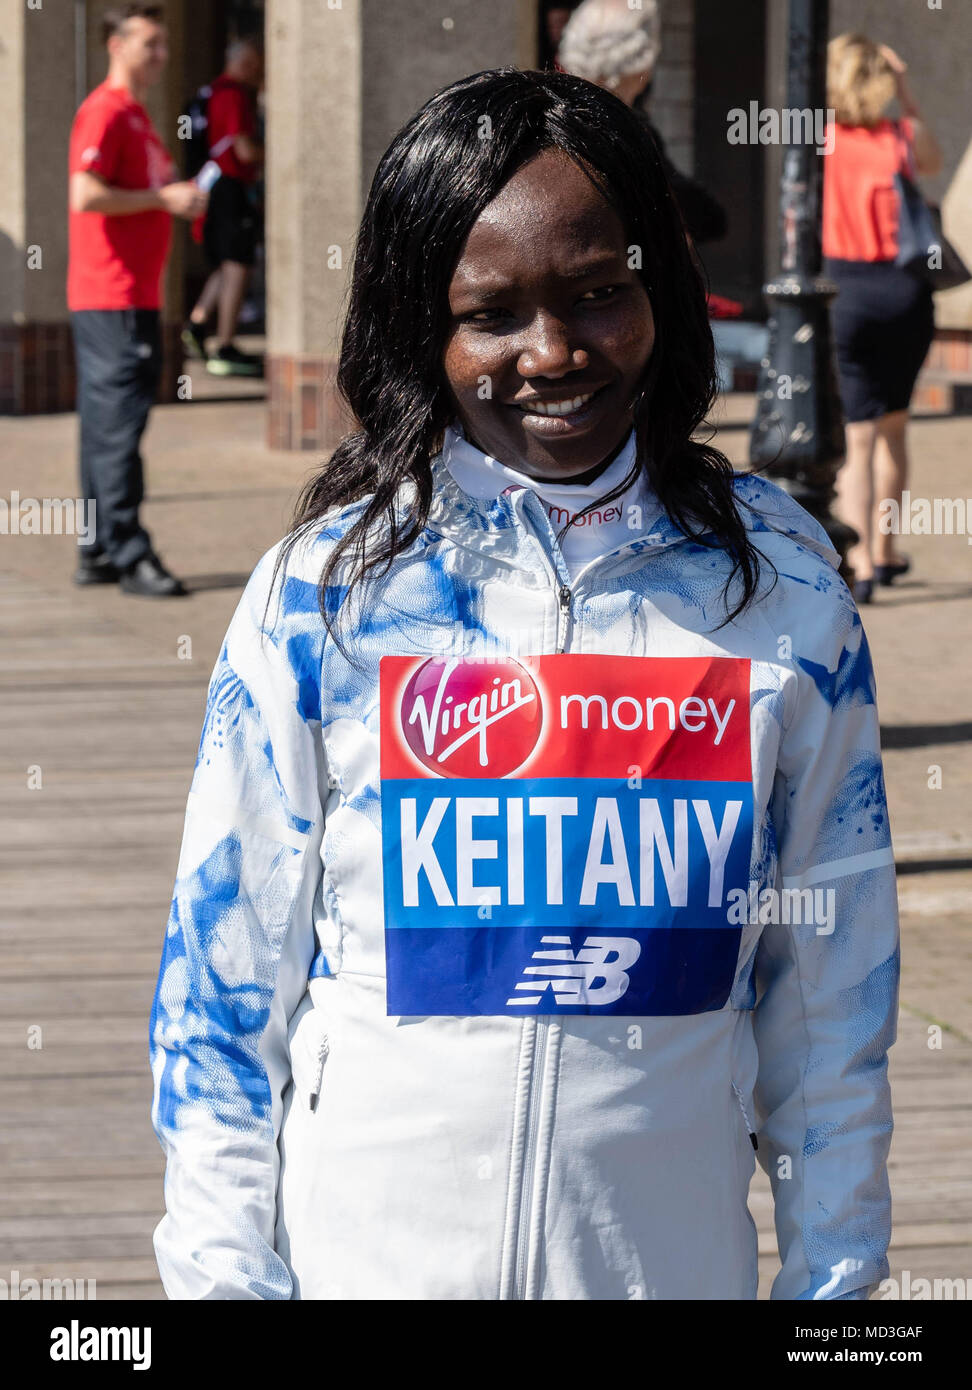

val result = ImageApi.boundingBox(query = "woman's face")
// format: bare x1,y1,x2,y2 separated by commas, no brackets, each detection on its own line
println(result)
443,148,655,481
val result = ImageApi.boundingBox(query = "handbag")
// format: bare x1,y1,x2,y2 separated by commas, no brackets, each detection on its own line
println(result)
893,124,970,291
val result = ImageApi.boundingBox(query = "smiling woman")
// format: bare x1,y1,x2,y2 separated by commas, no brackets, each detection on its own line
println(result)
279,66,764,628
150,66,900,1304
443,149,654,478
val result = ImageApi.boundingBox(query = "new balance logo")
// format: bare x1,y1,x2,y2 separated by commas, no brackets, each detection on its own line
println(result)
506,935,642,1007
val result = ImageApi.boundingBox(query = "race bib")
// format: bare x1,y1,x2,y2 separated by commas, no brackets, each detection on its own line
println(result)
379,655,753,1016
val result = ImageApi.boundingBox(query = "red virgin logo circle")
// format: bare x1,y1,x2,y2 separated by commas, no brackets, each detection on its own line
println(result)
401,657,542,778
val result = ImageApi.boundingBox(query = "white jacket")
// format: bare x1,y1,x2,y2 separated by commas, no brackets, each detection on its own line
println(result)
150,429,899,1300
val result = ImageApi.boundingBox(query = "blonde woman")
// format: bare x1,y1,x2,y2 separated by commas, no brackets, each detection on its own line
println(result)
823,35,943,603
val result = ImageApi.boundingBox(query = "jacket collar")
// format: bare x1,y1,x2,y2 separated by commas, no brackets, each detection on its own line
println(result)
426,424,689,589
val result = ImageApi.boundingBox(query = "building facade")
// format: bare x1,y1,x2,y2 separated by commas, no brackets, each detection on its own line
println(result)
1,0,969,436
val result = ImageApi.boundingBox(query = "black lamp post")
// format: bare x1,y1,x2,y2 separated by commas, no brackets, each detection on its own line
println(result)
748,0,854,571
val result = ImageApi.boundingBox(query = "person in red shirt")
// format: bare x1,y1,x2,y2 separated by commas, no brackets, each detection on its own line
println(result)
68,3,207,597
183,38,264,377
822,36,943,604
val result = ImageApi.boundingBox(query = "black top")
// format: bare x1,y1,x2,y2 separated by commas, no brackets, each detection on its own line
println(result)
636,110,728,245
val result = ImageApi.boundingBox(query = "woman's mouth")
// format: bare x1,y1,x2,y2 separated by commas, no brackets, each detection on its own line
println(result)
509,384,610,435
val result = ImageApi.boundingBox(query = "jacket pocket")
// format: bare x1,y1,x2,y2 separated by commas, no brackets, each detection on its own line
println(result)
288,1003,330,1111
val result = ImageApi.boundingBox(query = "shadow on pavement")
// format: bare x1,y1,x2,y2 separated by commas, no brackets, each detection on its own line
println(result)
145,488,294,503
896,857,972,875
881,721,972,748
183,573,253,592
868,582,972,607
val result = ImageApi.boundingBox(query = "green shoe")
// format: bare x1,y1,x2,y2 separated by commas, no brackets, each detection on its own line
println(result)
206,343,264,377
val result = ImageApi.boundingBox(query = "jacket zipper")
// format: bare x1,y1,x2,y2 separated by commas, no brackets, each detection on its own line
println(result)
556,583,571,654
505,568,573,1298
506,507,675,1297
307,1033,330,1111
512,1019,548,1298
731,1081,758,1151
499,493,702,1296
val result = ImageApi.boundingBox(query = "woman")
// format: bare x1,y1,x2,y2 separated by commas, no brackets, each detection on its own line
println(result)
150,69,898,1301
558,0,727,244
823,35,944,603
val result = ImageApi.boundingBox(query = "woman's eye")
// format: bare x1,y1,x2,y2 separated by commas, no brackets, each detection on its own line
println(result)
579,285,621,304
457,287,623,325
460,308,506,325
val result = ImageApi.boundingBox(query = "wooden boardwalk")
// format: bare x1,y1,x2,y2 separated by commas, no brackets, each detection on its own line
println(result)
1,396,970,1300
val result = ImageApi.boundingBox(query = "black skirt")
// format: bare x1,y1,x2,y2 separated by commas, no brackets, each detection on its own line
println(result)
825,256,935,422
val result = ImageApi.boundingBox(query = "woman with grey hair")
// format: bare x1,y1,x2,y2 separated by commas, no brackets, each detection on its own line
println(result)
558,0,661,105
558,0,726,244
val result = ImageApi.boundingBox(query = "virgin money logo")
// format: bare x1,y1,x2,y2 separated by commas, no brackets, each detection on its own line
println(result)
401,657,542,778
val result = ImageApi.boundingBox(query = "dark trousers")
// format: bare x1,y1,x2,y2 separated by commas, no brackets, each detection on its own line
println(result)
71,308,161,570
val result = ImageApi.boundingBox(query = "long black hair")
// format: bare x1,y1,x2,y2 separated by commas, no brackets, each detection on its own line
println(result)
279,67,768,631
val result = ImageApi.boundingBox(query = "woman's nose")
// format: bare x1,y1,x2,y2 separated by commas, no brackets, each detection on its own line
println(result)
516,313,590,378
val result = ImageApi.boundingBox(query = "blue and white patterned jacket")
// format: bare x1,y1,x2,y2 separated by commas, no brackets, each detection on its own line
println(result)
150,426,899,1300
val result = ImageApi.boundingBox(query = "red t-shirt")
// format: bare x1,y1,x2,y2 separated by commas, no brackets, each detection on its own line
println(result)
67,82,174,311
822,117,915,262
206,75,258,184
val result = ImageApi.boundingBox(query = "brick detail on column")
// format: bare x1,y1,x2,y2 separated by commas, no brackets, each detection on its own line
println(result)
913,327,972,415
924,328,972,375
266,353,351,452
0,323,76,414
0,319,189,415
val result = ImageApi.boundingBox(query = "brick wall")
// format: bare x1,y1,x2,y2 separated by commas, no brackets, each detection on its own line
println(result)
651,1,695,175
0,321,185,415
0,323,76,415
266,353,353,453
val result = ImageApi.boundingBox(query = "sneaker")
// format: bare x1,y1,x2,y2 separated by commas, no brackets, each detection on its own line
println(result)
119,553,187,598
73,553,120,586
206,342,264,377
182,321,210,361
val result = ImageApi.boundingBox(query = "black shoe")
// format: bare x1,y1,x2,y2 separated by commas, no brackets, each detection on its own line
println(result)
853,578,874,605
206,342,264,377
182,321,209,361
873,557,911,587
73,553,120,586
119,554,187,598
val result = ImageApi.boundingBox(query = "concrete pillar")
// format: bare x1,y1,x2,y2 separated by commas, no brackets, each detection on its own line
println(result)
0,0,78,413
265,0,536,451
